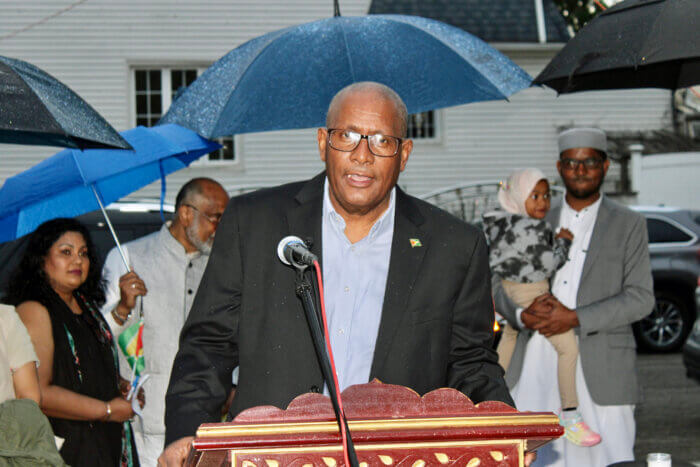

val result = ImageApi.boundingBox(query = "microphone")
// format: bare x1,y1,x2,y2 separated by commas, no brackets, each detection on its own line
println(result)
277,236,318,267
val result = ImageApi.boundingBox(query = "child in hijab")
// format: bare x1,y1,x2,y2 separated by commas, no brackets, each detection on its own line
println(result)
483,168,601,447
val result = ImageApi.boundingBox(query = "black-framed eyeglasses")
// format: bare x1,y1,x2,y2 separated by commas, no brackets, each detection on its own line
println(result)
560,158,604,171
183,204,221,225
326,128,403,157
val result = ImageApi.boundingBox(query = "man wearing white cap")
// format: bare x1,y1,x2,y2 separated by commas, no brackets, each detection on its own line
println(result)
493,128,654,466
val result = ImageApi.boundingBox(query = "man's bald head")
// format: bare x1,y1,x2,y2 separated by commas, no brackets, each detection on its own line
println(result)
172,177,229,254
175,178,226,211
326,82,409,137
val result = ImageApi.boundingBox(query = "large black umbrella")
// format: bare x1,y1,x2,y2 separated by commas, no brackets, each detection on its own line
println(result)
534,0,700,93
0,55,131,150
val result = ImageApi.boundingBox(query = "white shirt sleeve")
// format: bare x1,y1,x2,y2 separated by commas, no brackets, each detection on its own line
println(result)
101,246,132,334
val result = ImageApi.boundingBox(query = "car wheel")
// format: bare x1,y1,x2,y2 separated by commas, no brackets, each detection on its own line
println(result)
635,290,691,352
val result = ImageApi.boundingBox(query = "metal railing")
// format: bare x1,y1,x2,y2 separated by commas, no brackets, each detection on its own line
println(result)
419,180,565,224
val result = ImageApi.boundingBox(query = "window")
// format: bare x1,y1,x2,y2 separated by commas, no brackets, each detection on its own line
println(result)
170,69,197,100
407,110,438,140
133,67,238,164
134,70,162,127
207,137,235,161
646,217,693,244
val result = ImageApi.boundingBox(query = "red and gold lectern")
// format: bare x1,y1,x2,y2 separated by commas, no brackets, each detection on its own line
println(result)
185,381,563,466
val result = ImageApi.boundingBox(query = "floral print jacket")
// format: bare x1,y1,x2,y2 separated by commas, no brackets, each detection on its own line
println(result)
482,211,571,283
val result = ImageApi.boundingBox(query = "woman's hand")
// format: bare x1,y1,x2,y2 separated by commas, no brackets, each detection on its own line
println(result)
118,377,130,398
116,270,147,319
136,386,146,409
118,378,145,408
106,396,135,422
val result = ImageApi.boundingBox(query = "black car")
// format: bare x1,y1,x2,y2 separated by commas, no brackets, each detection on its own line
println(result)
0,201,172,300
683,314,700,381
633,207,700,352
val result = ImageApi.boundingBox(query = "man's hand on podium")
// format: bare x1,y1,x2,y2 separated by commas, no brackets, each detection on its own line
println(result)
158,436,194,467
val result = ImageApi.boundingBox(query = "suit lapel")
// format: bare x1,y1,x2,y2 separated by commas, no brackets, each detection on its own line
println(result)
284,173,325,388
579,197,612,285
286,173,325,263
370,189,429,377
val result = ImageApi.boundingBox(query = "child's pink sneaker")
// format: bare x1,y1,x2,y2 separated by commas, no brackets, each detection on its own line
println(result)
561,414,602,447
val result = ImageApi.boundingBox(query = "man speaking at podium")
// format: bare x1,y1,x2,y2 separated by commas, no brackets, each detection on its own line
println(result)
159,82,514,465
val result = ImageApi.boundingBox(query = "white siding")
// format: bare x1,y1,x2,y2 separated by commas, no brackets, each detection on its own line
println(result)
1,2,670,202
399,49,670,195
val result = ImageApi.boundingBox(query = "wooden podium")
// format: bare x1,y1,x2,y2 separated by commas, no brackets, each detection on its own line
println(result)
185,381,563,466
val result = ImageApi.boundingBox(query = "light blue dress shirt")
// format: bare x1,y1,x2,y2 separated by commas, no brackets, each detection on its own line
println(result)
321,178,395,391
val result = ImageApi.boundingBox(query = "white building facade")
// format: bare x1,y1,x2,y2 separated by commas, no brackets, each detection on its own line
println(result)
0,0,671,201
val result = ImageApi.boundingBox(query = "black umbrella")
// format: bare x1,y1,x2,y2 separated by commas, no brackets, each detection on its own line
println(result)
0,55,131,150
534,0,700,93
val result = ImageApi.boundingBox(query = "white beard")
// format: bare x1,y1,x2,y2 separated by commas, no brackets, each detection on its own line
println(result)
185,222,213,255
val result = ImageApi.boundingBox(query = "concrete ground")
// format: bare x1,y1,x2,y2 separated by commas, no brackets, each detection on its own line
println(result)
634,352,700,465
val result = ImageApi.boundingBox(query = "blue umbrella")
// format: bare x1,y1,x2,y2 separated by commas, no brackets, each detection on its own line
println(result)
0,124,220,265
159,14,532,138
0,55,131,150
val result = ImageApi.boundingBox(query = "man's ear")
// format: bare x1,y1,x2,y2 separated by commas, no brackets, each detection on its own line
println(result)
398,138,412,172
602,158,610,177
317,128,328,163
177,206,193,227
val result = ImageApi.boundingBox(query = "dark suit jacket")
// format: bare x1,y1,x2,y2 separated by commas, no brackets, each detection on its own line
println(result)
164,173,513,444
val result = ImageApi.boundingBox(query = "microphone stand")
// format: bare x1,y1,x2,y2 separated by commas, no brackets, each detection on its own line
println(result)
294,267,359,467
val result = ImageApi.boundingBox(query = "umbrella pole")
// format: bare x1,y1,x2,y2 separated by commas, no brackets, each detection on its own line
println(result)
333,0,340,16
90,184,130,270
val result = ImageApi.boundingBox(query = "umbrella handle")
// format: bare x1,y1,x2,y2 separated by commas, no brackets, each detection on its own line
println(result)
90,184,130,270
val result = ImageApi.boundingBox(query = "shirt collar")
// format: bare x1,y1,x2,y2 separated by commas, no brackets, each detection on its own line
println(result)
158,221,204,259
562,193,603,218
323,178,396,241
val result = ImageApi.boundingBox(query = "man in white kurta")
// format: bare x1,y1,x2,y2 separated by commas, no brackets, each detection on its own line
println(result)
101,178,228,466
493,128,654,466
512,196,636,466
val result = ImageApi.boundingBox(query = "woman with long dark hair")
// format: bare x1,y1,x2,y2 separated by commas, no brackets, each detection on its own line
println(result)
6,218,139,466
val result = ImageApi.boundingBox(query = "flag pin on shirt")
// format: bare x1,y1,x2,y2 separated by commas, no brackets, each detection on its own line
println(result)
409,238,422,248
